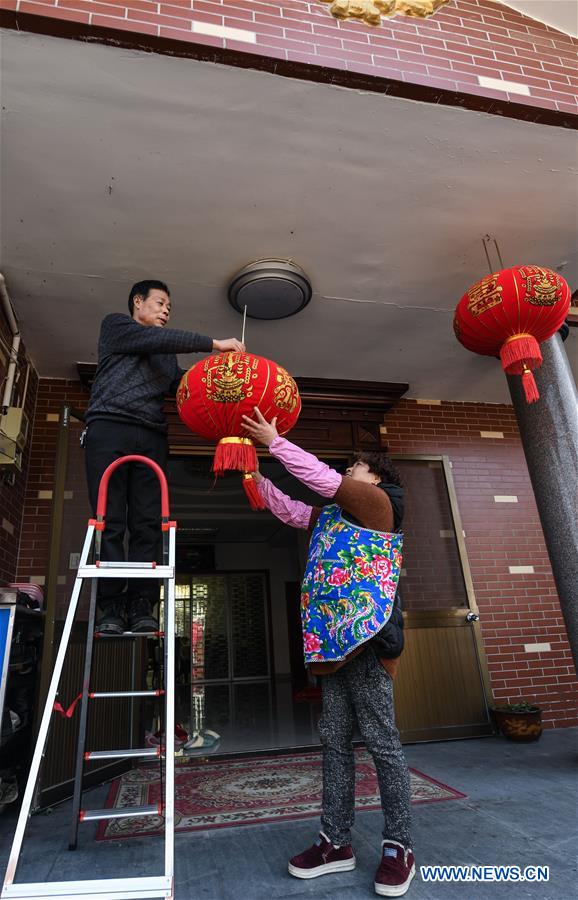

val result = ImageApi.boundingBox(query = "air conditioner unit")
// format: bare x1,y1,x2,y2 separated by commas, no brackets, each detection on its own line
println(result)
0,408,29,470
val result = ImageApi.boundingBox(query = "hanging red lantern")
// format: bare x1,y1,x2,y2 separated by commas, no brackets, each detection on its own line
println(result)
454,266,570,403
176,351,301,509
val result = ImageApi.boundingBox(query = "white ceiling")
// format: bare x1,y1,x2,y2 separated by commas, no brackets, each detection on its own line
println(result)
500,1,578,37
1,29,576,403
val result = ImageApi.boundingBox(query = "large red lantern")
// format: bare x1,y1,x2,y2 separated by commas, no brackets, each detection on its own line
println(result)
177,351,301,509
454,265,570,403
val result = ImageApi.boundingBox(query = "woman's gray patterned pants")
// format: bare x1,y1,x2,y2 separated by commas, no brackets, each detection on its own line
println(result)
318,647,412,849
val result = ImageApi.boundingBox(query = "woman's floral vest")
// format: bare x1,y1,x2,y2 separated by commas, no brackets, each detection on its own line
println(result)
300,504,403,664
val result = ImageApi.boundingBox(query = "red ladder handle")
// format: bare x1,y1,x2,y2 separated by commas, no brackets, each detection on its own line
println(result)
96,455,170,519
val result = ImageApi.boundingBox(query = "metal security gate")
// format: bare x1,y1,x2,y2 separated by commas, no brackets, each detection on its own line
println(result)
166,572,275,753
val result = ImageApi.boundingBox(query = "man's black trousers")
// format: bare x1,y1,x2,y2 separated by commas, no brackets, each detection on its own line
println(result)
84,419,168,611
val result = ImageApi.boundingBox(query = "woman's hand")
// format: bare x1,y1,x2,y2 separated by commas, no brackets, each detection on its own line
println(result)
241,407,279,448
248,457,263,484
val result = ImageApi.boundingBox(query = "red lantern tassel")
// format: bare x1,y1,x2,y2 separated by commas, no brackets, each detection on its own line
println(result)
243,474,266,511
499,333,542,373
213,437,257,476
499,333,542,404
522,366,540,404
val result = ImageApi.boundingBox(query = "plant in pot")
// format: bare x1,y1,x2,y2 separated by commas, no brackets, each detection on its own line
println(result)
490,700,543,742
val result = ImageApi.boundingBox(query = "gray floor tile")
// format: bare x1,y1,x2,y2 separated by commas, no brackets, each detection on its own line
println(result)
0,728,576,899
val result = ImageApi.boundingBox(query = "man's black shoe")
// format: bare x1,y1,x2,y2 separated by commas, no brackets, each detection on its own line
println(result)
128,598,159,634
95,605,126,635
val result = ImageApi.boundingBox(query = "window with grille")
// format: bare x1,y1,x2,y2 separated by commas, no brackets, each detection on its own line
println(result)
160,572,270,682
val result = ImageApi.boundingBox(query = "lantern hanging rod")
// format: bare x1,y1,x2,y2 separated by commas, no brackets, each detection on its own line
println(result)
241,304,247,347
482,235,505,274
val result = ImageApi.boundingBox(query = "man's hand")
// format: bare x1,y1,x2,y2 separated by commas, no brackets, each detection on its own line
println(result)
241,407,279,448
213,338,246,353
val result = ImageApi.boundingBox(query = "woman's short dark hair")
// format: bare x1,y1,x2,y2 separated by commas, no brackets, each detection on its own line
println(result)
355,450,402,486
128,280,170,315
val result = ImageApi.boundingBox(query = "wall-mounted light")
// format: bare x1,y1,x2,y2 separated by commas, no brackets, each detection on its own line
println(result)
228,259,312,320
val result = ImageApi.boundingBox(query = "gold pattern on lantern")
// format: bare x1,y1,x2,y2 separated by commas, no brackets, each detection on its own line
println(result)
319,0,448,27
204,352,257,403
274,367,300,413
467,275,503,318
517,266,561,307
176,379,190,410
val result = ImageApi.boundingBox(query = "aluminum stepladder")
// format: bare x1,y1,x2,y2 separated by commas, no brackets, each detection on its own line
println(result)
2,455,176,900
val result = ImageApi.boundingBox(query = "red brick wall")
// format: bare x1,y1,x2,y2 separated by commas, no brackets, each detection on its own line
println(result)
16,379,578,728
3,0,576,115
0,313,38,584
385,398,577,729
16,379,88,585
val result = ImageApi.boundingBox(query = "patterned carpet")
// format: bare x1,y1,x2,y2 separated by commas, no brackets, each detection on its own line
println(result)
96,749,466,840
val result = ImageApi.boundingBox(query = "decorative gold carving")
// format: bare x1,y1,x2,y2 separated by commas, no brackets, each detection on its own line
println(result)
203,352,258,403
467,275,503,318
319,0,448,27
394,0,448,17
274,366,300,413
517,266,562,307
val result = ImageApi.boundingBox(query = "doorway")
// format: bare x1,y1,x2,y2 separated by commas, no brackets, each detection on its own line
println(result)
165,451,493,746
163,453,346,755
38,400,495,805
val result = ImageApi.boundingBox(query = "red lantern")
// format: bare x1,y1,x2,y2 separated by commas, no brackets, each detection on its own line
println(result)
454,266,570,403
176,352,301,509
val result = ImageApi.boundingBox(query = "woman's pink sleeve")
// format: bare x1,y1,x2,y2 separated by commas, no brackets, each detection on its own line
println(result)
257,477,313,529
268,437,342,497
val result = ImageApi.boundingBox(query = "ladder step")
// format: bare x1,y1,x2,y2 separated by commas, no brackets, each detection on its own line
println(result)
89,690,164,699
78,565,173,579
94,631,164,639
84,748,160,761
79,804,162,822
95,561,159,569
2,875,173,899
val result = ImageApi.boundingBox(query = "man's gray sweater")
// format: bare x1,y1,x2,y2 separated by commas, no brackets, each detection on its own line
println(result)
86,314,213,432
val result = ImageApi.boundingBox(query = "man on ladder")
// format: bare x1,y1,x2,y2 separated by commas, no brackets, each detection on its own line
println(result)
84,278,244,634
2,283,245,899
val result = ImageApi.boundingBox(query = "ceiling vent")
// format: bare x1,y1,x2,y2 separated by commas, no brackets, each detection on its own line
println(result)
228,258,312,320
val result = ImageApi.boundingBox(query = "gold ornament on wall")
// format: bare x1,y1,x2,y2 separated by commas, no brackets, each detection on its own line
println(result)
319,0,449,27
